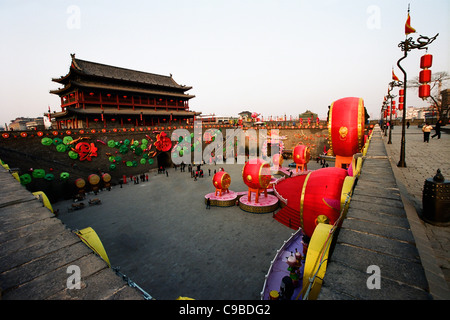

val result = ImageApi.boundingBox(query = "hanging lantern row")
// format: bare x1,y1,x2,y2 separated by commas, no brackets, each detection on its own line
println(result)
418,53,432,99
398,89,404,111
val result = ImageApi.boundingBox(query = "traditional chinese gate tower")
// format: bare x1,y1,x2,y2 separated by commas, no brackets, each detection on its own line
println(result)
49,54,199,129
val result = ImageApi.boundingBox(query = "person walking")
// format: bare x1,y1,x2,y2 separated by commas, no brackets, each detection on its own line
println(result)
431,120,442,139
422,122,433,143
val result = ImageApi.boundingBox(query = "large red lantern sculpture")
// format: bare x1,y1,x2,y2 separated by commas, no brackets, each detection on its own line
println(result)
242,158,271,203
300,167,348,238
419,53,432,100
212,171,231,197
328,97,365,169
292,145,310,173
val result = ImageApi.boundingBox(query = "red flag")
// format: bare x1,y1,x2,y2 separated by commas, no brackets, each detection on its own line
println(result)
405,12,416,35
392,68,400,81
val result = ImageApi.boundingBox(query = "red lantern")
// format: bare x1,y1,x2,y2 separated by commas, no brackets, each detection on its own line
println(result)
328,97,365,169
293,145,310,173
399,96,404,103
272,153,284,168
399,89,404,96
212,171,231,196
419,69,432,83
419,84,430,99
242,158,271,203
420,54,433,69
399,103,404,110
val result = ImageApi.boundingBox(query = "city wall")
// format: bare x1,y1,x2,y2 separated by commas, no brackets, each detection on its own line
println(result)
0,124,331,203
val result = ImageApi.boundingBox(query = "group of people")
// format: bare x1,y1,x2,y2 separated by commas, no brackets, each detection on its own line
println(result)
422,120,443,143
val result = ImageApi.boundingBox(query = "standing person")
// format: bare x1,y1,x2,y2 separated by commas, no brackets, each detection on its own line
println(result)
206,198,211,209
406,121,410,129
422,122,433,143
432,120,442,139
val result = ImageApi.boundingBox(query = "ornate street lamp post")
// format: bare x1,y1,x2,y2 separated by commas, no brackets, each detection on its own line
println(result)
386,80,403,144
396,7,438,167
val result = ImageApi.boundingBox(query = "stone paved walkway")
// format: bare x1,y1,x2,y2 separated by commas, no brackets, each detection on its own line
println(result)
382,124,450,296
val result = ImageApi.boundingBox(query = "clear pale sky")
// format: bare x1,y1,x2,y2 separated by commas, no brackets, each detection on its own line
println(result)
0,0,448,127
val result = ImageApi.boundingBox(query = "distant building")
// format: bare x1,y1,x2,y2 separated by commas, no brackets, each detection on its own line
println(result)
238,111,252,121
8,117,45,131
299,110,318,120
48,54,199,129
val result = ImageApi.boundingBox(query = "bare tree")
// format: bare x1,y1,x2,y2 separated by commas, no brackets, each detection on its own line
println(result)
408,71,450,121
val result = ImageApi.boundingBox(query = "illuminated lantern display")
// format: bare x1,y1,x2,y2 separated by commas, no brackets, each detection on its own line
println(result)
242,158,272,203
419,53,432,100
300,167,348,238
292,145,310,173
328,97,365,169
212,171,231,197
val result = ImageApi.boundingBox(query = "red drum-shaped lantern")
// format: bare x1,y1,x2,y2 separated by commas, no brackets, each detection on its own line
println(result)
399,103,404,110
242,158,271,190
420,54,433,69
399,96,404,103
399,89,404,96
272,153,284,167
300,167,348,238
419,69,432,83
293,145,310,165
213,171,231,196
419,84,430,99
328,97,365,157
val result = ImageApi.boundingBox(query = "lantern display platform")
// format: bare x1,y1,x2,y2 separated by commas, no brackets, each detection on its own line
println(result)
239,193,279,214
204,191,238,207
270,166,291,177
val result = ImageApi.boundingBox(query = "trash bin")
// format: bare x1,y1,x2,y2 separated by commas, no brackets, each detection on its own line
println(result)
422,169,450,225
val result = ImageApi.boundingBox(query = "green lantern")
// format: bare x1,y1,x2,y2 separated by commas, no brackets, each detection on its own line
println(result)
109,164,116,170
41,137,53,146
148,159,154,165
19,173,32,185
60,172,70,180
56,144,67,152
134,147,143,156
44,173,55,181
107,140,116,148
68,151,78,159
63,136,73,145
119,145,129,154
140,158,147,165
32,169,45,178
